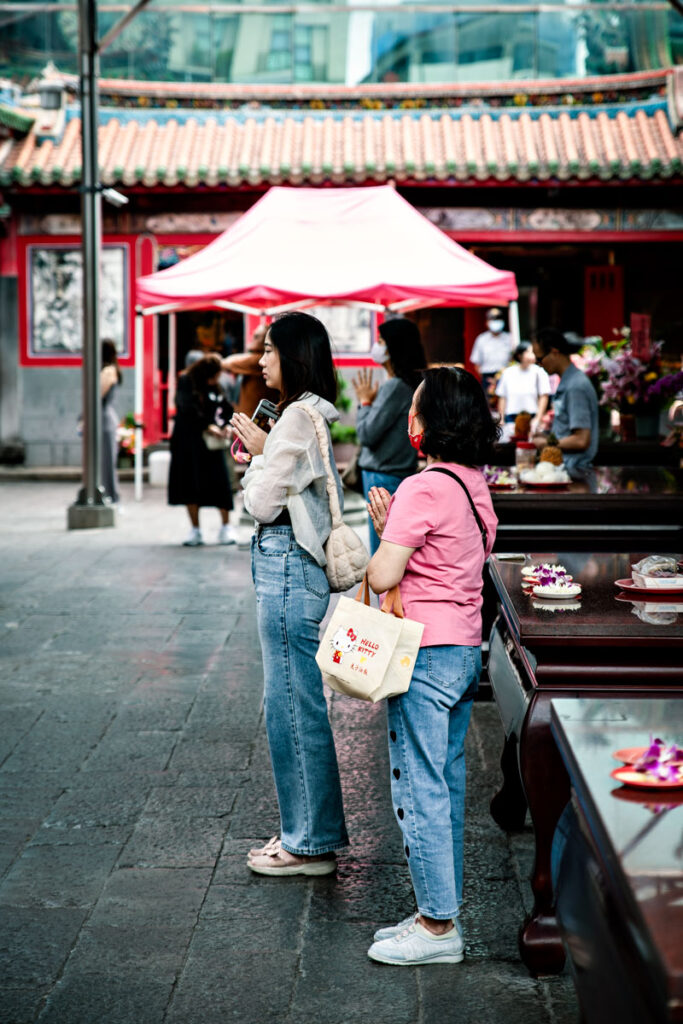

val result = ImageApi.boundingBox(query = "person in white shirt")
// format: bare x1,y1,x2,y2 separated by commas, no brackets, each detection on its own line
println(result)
230,311,349,878
470,308,515,397
496,342,551,436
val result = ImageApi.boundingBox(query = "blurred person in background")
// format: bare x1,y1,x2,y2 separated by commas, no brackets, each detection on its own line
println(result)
168,354,236,547
101,339,122,507
352,318,425,554
470,308,514,398
496,341,551,438
531,328,598,481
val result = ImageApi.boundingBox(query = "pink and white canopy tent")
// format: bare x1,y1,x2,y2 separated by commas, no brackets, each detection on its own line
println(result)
131,185,518,498
136,185,517,315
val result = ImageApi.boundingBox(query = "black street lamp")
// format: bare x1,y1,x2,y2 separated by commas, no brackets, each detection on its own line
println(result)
67,0,150,530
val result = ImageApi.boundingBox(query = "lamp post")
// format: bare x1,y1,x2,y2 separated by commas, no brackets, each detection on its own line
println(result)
67,0,151,529
67,0,113,528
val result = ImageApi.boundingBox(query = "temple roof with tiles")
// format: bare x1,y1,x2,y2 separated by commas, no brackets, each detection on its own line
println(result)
1,67,681,189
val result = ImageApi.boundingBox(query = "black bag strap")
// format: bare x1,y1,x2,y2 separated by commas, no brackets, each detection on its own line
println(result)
425,467,488,550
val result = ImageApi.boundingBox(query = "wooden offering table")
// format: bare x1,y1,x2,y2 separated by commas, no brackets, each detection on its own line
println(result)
486,552,683,975
490,466,682,553
550,698,683,1024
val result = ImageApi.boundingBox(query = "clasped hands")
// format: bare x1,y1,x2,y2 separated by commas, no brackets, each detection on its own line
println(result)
229,412,268,457
367,486,392,538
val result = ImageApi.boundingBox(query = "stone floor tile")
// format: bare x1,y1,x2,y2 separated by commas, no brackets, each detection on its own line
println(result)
118,815,227,869
292,918,419,1024
37,971,173,1024
0,986,45,1024
166,951,298,1024
0,841,121,909
0,906,88,987
419,960,556,1024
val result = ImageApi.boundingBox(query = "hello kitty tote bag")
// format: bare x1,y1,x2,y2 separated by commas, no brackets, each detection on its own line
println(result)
316,576,424,703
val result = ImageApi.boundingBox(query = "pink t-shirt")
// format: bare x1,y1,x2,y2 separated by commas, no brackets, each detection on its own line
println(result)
381,464,498,647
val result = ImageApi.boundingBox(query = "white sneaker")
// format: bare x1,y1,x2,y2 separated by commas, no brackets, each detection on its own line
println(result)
182,527,203,547
368,921,464,966
217,524,237,546
373,915,418,942
373,915,463,943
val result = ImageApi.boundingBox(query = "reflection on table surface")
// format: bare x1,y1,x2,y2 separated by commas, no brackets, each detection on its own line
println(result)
551,698,683,939
489,552,683,637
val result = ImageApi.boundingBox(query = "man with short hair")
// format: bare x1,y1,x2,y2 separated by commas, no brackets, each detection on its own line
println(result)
531,327,598,481
470,308,515,396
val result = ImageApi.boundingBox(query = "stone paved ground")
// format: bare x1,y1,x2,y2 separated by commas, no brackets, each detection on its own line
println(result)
0,481,579,1024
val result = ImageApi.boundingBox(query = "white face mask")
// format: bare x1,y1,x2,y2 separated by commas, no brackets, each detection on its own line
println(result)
370,342,389,365
487,319,504,334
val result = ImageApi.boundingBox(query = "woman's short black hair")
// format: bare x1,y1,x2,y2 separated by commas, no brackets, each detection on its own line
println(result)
268,311,337,409
379,318,425,390
513,341,532,363
536,327,573,357
415,366,500,465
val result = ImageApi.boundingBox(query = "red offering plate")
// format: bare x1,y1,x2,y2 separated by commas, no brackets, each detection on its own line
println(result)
614,578,683,596
610,767,683,790
487,481,517,490
611,746,683,766
520,479,570,490
612,746,648,765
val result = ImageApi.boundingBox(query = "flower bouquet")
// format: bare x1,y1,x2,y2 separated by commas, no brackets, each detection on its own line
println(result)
580,329,683,441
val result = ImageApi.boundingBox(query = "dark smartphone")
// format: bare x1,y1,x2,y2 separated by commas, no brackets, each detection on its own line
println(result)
252,399,280,431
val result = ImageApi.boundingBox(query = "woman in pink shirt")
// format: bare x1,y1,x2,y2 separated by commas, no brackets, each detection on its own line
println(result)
365,367,498,967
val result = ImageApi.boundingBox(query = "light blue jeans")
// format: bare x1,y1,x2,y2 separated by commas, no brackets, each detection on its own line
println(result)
386,644,481,919
251,526,349,856
361,469,405,555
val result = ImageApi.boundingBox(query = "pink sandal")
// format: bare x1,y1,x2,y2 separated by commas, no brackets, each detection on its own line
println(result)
247,837,337,877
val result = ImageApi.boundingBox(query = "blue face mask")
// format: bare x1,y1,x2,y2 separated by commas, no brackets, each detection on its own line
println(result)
487,320,504,334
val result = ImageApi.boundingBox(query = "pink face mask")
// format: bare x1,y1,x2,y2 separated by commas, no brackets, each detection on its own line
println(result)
407,414,423,452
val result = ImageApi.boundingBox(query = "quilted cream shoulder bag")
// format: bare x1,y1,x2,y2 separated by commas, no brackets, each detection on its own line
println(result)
292,402,369,593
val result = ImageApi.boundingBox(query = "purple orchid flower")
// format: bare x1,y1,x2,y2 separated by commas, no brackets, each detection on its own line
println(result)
633,736,683,782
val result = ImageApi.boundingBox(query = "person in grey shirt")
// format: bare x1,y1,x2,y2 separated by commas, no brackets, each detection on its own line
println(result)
352,318,425,553
531,327,598,480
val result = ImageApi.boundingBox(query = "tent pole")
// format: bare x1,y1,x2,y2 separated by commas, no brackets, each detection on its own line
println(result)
134,311,144,502
509,300,521,347
168,312,177,424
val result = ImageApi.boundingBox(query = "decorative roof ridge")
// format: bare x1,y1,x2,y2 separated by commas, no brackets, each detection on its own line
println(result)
66,97,670,127
98,68,671,102
0,105,35,134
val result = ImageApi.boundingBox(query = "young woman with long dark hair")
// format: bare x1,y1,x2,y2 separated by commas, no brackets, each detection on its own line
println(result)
351,317,425,554
365,366,499,965
168,353,235,546
230,312,349,876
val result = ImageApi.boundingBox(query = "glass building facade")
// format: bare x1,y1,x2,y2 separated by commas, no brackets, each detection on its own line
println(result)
0,0,680,85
